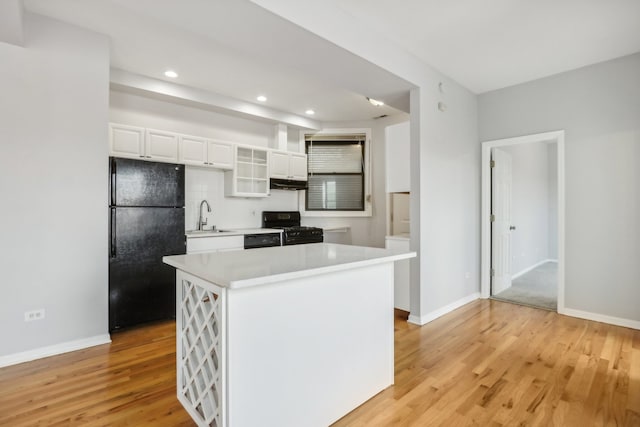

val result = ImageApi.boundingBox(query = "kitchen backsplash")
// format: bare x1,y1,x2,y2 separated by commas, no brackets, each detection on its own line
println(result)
185,166,298,230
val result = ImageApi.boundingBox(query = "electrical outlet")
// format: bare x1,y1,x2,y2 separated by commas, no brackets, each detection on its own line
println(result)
24,309,45,322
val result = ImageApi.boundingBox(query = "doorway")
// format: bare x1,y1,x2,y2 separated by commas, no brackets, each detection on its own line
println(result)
480,131,565,313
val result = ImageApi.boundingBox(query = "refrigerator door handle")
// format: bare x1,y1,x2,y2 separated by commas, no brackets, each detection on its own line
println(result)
110,158,117,206
110,208,116,258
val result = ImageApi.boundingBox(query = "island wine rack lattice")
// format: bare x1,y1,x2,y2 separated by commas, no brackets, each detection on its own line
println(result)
176,271,226,427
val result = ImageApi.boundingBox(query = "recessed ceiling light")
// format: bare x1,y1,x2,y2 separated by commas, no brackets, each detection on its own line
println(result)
305,109,315,115
257,95,267,102
164,70,178,78
367,97,384,107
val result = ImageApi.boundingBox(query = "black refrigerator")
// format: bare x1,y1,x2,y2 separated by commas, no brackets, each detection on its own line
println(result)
109,157,186,331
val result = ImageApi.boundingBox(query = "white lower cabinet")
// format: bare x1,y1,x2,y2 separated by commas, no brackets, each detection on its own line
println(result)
386,236,410,311
186,236,244,254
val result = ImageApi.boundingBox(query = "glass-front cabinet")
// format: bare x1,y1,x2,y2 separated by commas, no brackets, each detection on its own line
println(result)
225,145,269,197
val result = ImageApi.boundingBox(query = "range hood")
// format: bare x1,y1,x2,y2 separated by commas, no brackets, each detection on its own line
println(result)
270,178,308,191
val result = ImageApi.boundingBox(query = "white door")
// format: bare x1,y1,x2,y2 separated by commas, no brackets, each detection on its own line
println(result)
491,148,513,294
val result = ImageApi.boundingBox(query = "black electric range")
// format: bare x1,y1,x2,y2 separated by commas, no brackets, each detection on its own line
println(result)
262,211,323,245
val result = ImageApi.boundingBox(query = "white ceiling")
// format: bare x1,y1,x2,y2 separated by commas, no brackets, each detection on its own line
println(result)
323,0,640,93
22,0,640,122
23,0,412,123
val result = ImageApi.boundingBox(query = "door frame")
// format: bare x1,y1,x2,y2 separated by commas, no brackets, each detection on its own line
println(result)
480,130,566,313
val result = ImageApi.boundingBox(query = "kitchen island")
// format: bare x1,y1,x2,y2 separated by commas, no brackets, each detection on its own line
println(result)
163,243,415,427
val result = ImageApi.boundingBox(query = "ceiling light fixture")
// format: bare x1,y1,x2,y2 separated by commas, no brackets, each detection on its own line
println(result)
257,95,267,102
305,109,315,115
367,97,384,107
164,70,178,78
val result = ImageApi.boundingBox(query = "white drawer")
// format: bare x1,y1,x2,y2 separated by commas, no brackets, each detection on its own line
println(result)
187,235,244,253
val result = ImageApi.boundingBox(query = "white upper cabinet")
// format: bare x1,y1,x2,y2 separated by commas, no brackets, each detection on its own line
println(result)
269,150,308,181
289,154,308,180
207,140,234,170
145,129,179,163
178,136,234,170
225,145,269,197
179,135,208,166
108,124,239,177
270,151,290,179
109,124,180,163
109,123,145,159
385,122,410,193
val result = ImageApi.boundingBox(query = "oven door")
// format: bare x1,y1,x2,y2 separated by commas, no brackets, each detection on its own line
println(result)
244,233,282,249
283,231,323,245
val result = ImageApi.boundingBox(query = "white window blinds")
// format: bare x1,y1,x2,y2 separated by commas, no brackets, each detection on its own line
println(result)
306,135,365,211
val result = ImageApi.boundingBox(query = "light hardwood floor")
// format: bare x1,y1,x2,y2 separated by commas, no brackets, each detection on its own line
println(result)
1,299,638,426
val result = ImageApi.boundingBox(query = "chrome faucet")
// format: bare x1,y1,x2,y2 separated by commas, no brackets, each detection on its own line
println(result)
198,200,212,231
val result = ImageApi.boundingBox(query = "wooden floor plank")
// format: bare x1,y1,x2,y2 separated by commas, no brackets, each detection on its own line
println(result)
0,299,637,426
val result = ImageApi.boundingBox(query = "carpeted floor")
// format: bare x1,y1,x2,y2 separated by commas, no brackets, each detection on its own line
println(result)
492,261,557,311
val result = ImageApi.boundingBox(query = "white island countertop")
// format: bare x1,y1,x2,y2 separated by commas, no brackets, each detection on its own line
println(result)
163,243,415,289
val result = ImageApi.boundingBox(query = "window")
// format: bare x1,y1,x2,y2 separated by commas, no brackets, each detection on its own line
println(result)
300,130,371,217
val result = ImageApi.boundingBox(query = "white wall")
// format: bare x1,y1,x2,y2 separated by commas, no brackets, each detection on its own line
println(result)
501,142,553,275
0,14,110,358
186,167,297,230
251,0,481,324
416,81,480,321
479,53,640,323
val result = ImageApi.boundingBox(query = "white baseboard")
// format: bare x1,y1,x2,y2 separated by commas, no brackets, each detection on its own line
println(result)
511,258,557,280
408,292,480,326
560,308,640,330
0,334,112,368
